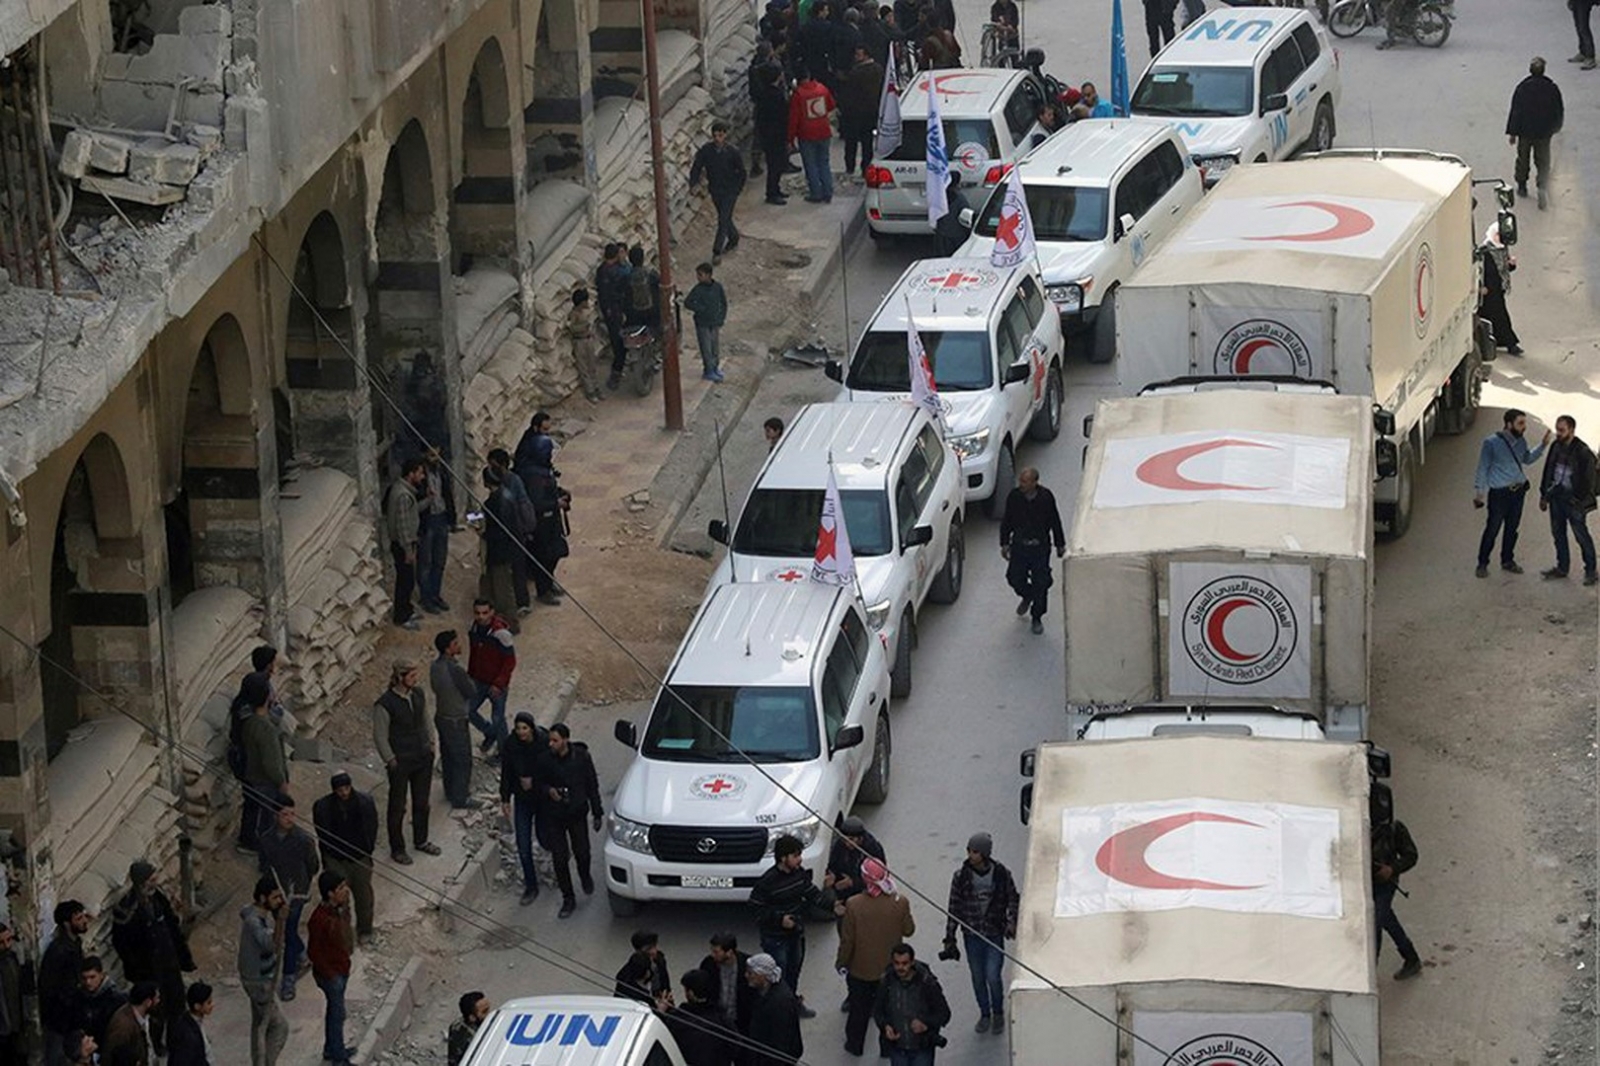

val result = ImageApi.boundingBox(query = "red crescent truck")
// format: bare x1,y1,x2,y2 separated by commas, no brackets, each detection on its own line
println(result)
1113,149,1512,537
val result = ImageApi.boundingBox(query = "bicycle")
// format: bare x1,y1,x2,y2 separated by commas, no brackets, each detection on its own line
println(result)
979,22,1022,68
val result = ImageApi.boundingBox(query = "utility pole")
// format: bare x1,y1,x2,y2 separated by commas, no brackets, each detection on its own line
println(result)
640,0,684,430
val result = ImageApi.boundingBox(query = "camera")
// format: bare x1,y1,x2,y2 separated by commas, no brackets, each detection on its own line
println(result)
937,942,960,963
933,1035,949,1049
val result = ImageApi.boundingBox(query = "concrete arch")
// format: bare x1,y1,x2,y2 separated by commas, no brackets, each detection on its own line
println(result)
451,37,520,273
468,36,514,131
296,210,352,312
198,313,255,419
381,119,437,224
65,433,137,542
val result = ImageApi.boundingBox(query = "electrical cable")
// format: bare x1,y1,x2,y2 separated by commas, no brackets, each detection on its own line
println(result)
250,231,1174,1057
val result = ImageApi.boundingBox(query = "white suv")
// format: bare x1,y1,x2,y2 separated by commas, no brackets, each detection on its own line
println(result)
1132,8,1340,186
605,582,891,915
707,402,964,698
957,118,1203,364
828,257,1065,514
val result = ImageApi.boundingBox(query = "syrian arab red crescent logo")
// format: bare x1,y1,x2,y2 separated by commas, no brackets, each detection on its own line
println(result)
1244,199,1375,243
1135,438,1277,493
1181,574,1299,684
1095,811,1265,891
1212,319,1313,376
1412,241,1434,338
931,72,988,95
1161,1034,1287,1066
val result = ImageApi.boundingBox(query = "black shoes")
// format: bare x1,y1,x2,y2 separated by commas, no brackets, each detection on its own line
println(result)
520,886,540,906
580,872,595,895
558,898,576,919
1502,561,1524,574
1015,597,1029,616
415,841,442,856
1394,957,1422,980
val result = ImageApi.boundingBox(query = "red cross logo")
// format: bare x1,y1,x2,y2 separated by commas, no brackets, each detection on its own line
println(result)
702,778,735,794
996,207,1023,251
1030,348,1047,401
926,271,979,290
774,568,806,582
816,523,838,561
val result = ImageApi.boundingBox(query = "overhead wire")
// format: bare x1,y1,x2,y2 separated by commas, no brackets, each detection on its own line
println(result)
247,231,1175,1058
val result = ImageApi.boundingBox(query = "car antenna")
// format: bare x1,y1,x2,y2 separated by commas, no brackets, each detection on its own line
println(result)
714,417,734,582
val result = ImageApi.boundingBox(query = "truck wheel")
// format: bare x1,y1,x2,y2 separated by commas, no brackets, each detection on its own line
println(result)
608,890,641,918
928,518,965,604
1437,359,1480,435
983,441,1017,520
1088,290,1118,364
1383,444,1416,539
889,614,913,698
857,714,892,804
1028,364,1063,441
1308,100,1335,154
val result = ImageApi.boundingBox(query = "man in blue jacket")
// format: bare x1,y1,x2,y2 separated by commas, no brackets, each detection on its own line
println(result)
1474,408,1550,578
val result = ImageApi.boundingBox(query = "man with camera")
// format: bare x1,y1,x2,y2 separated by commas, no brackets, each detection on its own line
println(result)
749,835,834,1018
940,832,1019,1035
535,722,604,919
873,943,951,1066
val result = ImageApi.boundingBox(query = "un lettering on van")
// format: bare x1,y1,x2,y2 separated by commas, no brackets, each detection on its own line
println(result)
506,1012,621,1047
1183,17,1276,43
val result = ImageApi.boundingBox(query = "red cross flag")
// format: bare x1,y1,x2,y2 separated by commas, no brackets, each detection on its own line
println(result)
810,465,857,587
990,165,1036,270
905,296,943,428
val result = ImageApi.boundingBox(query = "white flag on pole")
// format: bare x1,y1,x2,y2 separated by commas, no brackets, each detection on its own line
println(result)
989,165,1037,269
810,465,857,586
906,298,943,426
874,45,902,160
925,77,950,225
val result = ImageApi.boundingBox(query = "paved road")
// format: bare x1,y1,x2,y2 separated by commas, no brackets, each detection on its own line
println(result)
396,6,1600,1063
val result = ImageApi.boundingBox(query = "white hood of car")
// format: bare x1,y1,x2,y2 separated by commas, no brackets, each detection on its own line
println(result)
955,235,1105,287
836,384,994,440
711,551,894,604
1161,115,1257,158
614,753,823,827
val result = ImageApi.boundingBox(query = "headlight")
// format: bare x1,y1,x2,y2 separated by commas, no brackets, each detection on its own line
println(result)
766,817,823,853
865,599,893,630
1045,278,1090,314
1197,154,1239,182
948,428,991,461
609,814,652,853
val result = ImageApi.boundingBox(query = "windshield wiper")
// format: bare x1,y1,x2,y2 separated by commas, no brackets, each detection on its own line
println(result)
1134,103,1181,114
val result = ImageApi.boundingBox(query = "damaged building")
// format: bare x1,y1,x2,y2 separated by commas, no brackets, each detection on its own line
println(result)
0,0,752,951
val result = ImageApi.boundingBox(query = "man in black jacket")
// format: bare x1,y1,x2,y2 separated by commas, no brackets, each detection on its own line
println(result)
836,46,883,181
941,832,1019,1035
698,932,755,1039
312,772,379,942
537,722,604,918
1371,784,1422,980
666,970,738,1066
749,835,832,1016
690,122,749,260
373,661,439,864
873,943,952,1063
74,956,127,1052
41,899,91,1061
999,467,1066,635
1539,414,1598,584
614,930,673,1006
1505,56,1564,208
500,712,548,906
826,816,887,912
165,982,213,1066
744,954,803,1066
752,63,792,205
109,861,194,1054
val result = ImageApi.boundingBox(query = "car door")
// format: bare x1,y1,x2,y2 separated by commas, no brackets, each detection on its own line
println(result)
1001,292,1045,420
992,298,1032,440
1016,272,1062,366
893,445,933,608
1260,38,1308,159
1001,76,1046,158
1290,22,1332,139
821,626,869,801
1141,138,1193,247
1112,154,1158,275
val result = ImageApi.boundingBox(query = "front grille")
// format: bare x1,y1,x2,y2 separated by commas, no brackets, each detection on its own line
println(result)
648,825,768,864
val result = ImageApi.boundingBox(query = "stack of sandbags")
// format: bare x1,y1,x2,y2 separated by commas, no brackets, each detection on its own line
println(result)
169,586,262,736
177,691,239,857
463,327,549,463
279,468,359,602
454,266,522,382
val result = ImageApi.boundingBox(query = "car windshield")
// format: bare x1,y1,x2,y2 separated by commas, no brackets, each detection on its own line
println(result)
731,488,894,557
1132,66,1253,118
643,685,819,762
975,182,1108,242
848,329,992,391
884,119,1001,163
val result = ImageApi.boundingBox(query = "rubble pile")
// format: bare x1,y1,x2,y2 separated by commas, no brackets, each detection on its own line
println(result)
277,467,390,735
59,123,223,207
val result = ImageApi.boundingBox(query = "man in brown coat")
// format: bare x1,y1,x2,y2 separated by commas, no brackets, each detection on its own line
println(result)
835,857,914,1056
101,981,159,1066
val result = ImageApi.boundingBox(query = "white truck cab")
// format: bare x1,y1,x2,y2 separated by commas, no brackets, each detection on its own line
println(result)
605,582,892,916
827,258,1065,515
1132,8,1340,185
459,996,686,1066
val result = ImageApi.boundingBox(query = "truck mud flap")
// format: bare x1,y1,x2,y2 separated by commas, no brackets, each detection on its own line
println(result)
1476,317,1497,363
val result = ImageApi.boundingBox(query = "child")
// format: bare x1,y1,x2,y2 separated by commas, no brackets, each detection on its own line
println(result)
567,288,603,402
681,262,729,383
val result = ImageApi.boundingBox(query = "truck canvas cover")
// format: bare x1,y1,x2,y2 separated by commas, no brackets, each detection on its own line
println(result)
1066,391,1372,717
1014,737,1375,1062
1116,154,1473,414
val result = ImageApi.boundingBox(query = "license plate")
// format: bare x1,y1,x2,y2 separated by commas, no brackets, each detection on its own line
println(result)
680,874,734,889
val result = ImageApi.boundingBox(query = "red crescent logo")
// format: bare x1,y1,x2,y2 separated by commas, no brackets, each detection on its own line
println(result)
1245,199,1375,243
1094,811,1266,891
1231,337,1280,374
1205,597,1265,663
1135,438,1276,492
931,72,989,95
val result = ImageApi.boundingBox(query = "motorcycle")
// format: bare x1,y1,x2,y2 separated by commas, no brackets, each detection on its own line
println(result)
622,323,661,397
1328,0,1451,45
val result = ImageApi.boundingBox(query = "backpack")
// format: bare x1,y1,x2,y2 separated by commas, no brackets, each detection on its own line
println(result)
629,268,655,316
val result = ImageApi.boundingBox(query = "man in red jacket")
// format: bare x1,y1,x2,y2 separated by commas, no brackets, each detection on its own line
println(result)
465,598,516,757
307,871,355,1064
788,65,837,204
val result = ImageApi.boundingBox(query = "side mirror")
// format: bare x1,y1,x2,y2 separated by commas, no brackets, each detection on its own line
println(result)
1082,414,1094,438
902,524,934,550
1019,747,1037,778
1372,407,1397,437
824,360,844,383
1494,182,1516,211
1019,782,1034,825
1375,438,1398,480
614,719,639,749
1365,742,1392,780
833,723,865,752
1260,92,1288,115
958,207,975,230
707,519,729,545
1114,212,1135,241
1003,362,1031,386
1497,209,1518,247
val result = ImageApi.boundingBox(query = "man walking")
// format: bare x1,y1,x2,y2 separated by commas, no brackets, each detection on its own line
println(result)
41,900,91,1064
1371,785,1423,980
1142,0,1176,55
465,599,516,756
384,458,427,631
596,242,633,390
312,772,379,943
164,983,213,1066
683,263,729,382
745,955,804,1066
373,661,440,864
430,629,479,809
941,832,1019,1035
109,861,193,1056
238,673,289,853
238,878,288,1066
749,834,831,1016
307,871,356,1064
788,66,837,204
1571,0,1596,70
499,712,547,906
873,944,951,1066
1474,408,1551,578
255,799,319,1002
1539,415,1598,584
537,722,605,918
690,121,748,261
837,858,915,1056
1506,57,1564,209
999,468,1066,635
518,414,570,607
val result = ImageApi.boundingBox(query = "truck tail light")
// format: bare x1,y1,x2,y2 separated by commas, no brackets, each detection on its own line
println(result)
865,165,895,188
983,163,1013,185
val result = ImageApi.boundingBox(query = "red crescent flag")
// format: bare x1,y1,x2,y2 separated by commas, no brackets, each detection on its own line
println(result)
906,297,943,427
810,465,857,586
990,165,1036,269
